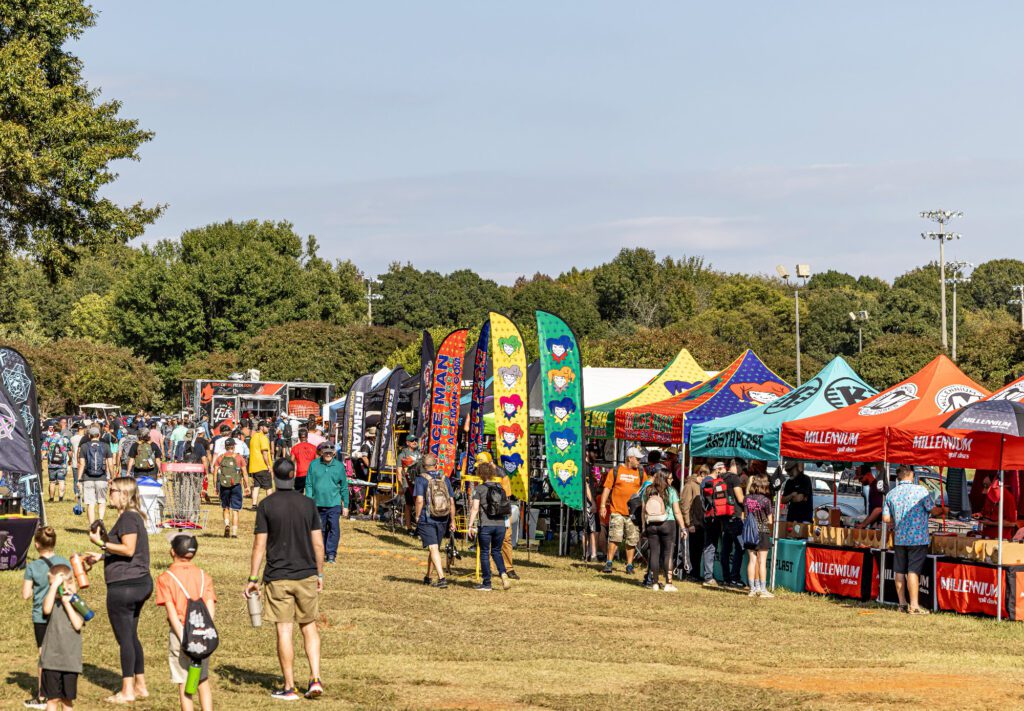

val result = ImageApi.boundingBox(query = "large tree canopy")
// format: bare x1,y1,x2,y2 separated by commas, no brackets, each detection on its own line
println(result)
0,0,162,277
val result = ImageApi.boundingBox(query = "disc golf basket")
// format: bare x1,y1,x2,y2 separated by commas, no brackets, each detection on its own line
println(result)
160,462,208,530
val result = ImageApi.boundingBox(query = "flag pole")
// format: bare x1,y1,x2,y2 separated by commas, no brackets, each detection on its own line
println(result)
997,435,1006,622
771,458,783,591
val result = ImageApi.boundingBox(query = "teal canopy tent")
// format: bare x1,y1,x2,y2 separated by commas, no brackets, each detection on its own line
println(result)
689,356,876,461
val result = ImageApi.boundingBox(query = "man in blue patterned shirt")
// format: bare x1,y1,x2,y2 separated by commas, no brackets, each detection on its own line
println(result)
883,466,941,615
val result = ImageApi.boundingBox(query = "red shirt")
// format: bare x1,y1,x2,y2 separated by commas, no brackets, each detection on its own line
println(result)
291,441,318,478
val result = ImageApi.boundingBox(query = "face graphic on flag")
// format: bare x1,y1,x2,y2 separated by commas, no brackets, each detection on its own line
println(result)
552,459,578,484
546,335,574,364
498,423,524,450
548,429,577,453
498,335,522,357
499,365,523,389
548,366,575,394
500,394,524,420
501,452,524,475
548,397,576,425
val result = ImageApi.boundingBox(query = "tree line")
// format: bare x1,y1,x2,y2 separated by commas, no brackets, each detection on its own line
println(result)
1,219,1022,413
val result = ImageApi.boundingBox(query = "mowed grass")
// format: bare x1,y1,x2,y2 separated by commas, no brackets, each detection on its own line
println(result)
2,501,1024,710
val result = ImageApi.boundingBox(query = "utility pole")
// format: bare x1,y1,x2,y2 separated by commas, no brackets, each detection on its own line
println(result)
920,210,963,351
1011,284,1024,331
946,261,973,362
777,264,811,385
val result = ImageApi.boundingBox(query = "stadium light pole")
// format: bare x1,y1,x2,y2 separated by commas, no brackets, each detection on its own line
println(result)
848,310,869,355
777,264,811,385
1011,284,1024,331
920,209,963,351
365,278,383,326
946,260,973,362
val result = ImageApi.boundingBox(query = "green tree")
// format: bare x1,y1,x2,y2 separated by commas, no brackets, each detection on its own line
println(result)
509,274,602,338
957,309,1024,390
0,0,162,277
968,259,1024,315
66,292,115,343
808,270,857,291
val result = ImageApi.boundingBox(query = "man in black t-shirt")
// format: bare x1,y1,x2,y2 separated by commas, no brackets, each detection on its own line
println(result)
855,464,889,529
244,459,325,701
781,462,814,523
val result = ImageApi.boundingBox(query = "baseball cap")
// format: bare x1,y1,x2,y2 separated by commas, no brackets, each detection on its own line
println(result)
317,442,333,453
626,446,644,459
475,451,493,465
224,437,236,448
712,461,726,471
170,534,198,558
405,435,419,443
649,463,667,473
88,426,101,437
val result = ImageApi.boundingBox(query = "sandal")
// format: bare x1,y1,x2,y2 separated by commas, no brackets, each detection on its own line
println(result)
897,604,908,613
908,607,931,615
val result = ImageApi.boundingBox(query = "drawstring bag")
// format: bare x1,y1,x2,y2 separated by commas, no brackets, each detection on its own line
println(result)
741,512,760,548
166,570,219,661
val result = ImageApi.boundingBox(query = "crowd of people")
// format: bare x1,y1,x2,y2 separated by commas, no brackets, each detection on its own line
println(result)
21,408,980,708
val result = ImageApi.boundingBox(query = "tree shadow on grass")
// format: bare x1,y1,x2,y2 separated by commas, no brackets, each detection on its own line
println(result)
6,670,36,695
82,663,122,690
215,663,280,692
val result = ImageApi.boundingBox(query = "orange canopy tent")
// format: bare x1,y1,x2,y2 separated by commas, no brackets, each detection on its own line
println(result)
780,355,989,462
885,374,1024,469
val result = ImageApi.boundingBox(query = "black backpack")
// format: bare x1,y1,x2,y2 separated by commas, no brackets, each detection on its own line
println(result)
166,570,219,662
481,482,512,519
48,441,66,466
83,441,107,479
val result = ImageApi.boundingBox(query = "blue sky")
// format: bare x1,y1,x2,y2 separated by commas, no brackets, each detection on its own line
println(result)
77,2,1023,283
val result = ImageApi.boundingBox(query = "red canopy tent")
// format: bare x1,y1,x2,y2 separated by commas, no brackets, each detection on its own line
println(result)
886,374,1024,469
780,355,989,462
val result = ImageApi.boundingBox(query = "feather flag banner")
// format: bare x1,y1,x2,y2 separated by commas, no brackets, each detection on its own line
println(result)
535,311,584,510
428,329,468,477
489,313,529,499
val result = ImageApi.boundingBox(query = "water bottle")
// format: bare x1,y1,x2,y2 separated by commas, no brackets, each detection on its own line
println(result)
184,661,202,694
69,553,90,589
246,591,263,628
59,585,95,622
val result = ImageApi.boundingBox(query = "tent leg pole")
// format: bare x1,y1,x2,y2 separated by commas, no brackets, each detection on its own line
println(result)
771,458,783,591
878,460,889,604
998,466,1005,622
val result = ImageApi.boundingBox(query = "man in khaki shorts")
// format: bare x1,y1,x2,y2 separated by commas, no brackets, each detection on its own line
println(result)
600,447,646,575
77,426,113,525
245,458,326,702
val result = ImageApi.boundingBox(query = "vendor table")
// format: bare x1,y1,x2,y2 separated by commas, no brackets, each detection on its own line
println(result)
805,543,879,601
933,558,1024,620
0,515,39,570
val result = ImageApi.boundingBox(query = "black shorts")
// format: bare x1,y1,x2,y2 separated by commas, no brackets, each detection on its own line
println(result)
743,531,772,552
34,621,48,648
251,470,272,489
893,544,928,575
41,669,78,701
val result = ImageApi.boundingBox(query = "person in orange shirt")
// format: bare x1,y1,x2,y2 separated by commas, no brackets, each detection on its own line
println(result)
155,535,216,711
600,447,646,574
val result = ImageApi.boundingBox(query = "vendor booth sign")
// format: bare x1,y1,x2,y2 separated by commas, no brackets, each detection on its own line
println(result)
935,560,1005,618
805,544,878,601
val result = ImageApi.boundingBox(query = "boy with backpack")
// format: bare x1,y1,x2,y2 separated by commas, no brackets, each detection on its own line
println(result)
599,447,647,575
118,429,139,477
700,461,733,588
212,438,249,538
413,454,456,588
155,534,217,711
466,462,513,591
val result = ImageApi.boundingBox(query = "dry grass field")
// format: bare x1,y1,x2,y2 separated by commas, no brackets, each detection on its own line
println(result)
2,500,1023,710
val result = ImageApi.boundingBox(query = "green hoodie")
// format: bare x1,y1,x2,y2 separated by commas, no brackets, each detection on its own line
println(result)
305,457,350,508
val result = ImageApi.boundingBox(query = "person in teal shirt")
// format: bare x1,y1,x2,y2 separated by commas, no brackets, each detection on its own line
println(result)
305,443,349,563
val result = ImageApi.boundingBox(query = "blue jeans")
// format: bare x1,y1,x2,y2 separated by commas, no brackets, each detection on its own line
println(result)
319,506,341,560
478,525,507,587
721,517,745,583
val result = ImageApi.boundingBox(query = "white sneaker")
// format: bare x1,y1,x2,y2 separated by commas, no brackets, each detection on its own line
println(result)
650,583,660,591
758,589,775,599
662,584,678,592
748,588,760,597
